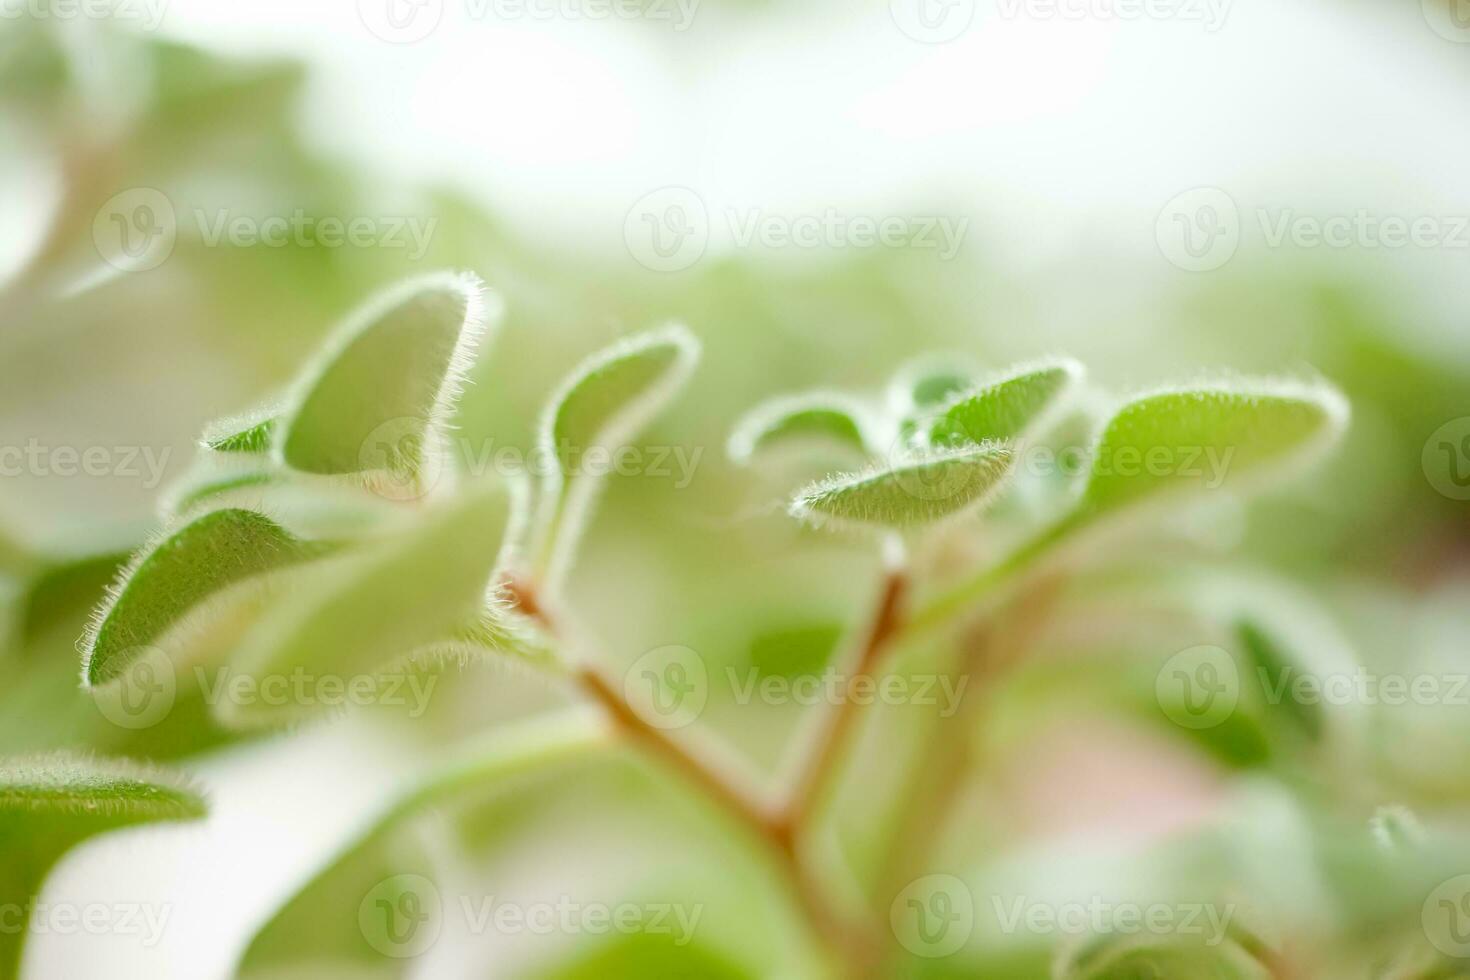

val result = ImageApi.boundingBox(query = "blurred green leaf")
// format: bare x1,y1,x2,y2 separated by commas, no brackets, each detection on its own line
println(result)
1077,381,1348,523
220,479,523,728
727,392,872,465
533,325,700,588
0,753,205,979
238,710,607,978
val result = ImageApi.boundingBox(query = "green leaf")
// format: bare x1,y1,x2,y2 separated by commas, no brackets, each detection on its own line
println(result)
1076,380,1348,521
886,354,980,417
1236,618,1323,742
790,443,1013,529
237,710,607,978
82,509,335,688
219,478,524,728
926,358,1083,448
1059,934,1271,980
0,753,205,979
533,325,700,588
277,271,497,486
159,451,278,517
201,407,279,454
727,392,872,464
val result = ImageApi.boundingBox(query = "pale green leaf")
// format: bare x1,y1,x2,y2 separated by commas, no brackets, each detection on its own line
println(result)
82,509,336,687
726,391,872,465
1077,380,1348,520
886,354,979,417
790,443,1013,529
926,358,1084,448
237,710,607,978
219,478,524,728
0,753,205,979
278,272,498,485
533,325,699,588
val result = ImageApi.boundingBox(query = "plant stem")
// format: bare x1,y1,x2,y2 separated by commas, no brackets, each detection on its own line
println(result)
777,553,909,844
511,580,864,974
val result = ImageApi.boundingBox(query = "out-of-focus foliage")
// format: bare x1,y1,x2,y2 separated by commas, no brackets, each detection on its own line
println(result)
4,15,1470,980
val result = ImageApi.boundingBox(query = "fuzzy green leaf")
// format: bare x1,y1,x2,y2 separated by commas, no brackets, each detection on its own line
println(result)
220,479,522,728
533,325,699,587
790,444,1013,529
727,392,871,464
0,753,205,979
927,358,1083,448
201,408,279,454
278,272,497,484
82,509,335,688
1076,381,1348,521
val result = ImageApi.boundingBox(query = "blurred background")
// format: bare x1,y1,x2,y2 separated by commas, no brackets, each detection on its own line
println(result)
3,0,1470,976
